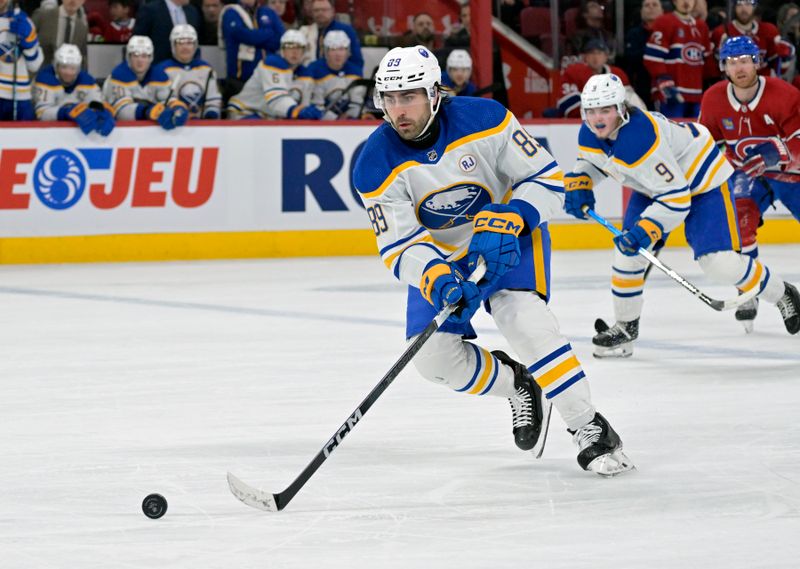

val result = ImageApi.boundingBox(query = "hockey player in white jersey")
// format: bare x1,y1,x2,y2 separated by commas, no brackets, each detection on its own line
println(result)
0,0,43,120
33,44,115,136
227,29,319,120
102,35,189,130
155,25,222,119
307,30,365,120
563,73,799,357
353,46,634,477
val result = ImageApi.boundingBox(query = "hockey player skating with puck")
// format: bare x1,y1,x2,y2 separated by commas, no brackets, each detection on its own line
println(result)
353,46,633,476
699,36,800,333
563,73,799,358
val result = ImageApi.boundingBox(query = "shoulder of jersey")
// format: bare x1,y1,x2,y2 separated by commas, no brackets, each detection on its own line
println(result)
76,70,99,87
263,54,291,71
307,59,328,77
613,109,660,166
353,123,406,196
110,62,138,82
765,75,800,97
342,61,362,77
35,65,60,86
445,97,510,138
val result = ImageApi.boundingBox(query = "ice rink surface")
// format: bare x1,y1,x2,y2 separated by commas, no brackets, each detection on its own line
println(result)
1,245,798,569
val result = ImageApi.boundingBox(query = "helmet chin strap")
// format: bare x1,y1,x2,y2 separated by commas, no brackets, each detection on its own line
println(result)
412,87,442,142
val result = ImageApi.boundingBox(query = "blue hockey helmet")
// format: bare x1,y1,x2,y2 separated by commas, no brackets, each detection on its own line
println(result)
719,36,760,70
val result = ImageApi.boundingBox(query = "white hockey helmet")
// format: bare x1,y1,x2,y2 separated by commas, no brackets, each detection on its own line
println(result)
170,24,198,57
580,73,629,132
323,29,350,51
54,43,82,69
280,29,307,49
446,49,472,71
126,35,154,61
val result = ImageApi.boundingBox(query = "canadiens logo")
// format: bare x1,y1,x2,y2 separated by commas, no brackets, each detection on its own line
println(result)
681,42,705,64
722,118,734,130
459,154,477,172
733,136,775,161
417,183,491,230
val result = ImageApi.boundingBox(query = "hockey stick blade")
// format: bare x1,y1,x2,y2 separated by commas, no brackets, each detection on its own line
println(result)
583,207,759,311
228,260,487,512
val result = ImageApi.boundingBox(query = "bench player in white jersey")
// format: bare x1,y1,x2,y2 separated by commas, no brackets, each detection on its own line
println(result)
562,73,799,357
155,25,222,119
33,44,114,136
0,0,43,120
353,46,634,477
102,35,189,130
307,30,365,120
227,29,319,120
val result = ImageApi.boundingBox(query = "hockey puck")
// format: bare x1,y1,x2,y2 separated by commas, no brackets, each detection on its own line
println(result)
142,493,168,519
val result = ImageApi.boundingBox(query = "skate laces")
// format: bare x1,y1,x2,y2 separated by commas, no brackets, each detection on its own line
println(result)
509,387,533,429
777,291,797,320
573,422,602,451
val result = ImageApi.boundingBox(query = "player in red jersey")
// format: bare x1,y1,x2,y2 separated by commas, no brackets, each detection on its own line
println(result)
710,0,795,78
699,35,800,332
557,38,645,118
644,0,715,118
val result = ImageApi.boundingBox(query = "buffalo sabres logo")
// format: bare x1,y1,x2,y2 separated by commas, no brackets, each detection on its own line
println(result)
178,80,205,116
417,183,491,230
33,149,86,210
418,47,430,58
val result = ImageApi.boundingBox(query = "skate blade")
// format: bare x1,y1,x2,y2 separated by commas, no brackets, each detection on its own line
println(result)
739,319,755,334
586,450,635,477
592,343,633,359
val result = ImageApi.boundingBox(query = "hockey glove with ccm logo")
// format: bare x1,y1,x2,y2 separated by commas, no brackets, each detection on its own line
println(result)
564,172,595,219
466,204,524,285
613,218,664,256
420,260,482,324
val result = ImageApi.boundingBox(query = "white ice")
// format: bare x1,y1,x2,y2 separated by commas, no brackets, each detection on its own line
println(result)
1,245,799,569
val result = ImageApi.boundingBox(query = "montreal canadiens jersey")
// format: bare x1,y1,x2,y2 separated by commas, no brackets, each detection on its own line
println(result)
33,65,104,120
307,58,364,120
354,97,565,287
102,61,172,120
699,76,800,183
574,109,733,232
156,58,222,119
644,12,712,103
0,10,43,101
557,63,631,118
227,53,312,119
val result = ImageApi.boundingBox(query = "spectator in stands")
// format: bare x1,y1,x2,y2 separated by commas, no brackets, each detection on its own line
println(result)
102,35,190,129
497,0,524,33
155,24,221,118
134,0,201,63
445,3,470,49
400,12,437,51
32,0,88,68
570,1,615,56
621,0,662,109
267,0,289,24
557,38,644,117
442,49,476,96
711,0,795,78
219,0,283,88
0,0,43,121
33,43,114,135
227,29,319,119
299,0,362,72
778,4,800,36
198,0,221,45
308,29,365,120
706,1,728,30
107,0,135,43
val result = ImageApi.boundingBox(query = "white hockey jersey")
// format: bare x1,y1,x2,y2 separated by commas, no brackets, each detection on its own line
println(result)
227,53,312,119
0,10,43,101
102,61,172,120
307,58,365,120
156,58,222,119
33,65,104,120
573,109,734,232
353,97,565,288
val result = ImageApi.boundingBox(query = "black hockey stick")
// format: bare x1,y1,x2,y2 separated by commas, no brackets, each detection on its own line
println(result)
9,0,19,121
584,207,759,311
227,260,487,512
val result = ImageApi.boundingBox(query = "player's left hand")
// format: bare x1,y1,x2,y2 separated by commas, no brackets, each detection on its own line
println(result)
420,260,482,324
9,12,35,47
738,140,789,178
466,204,524,285
170,104,189,127
613,218,663,256
564,172,595,219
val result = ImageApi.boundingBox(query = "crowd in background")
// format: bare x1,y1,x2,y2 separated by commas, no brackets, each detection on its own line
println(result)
1,0,798,126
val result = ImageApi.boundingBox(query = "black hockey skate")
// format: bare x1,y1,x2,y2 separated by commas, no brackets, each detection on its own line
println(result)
777,282,800,335
569,412,634,477
592,318,639,358
734,297,759,334
492,350,550,455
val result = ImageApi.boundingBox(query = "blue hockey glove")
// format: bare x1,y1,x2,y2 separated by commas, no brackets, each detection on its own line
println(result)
95,108,116,136
204,109,220,119
9,12,35,48
62,103,98,135
289,104,323,120
420,260,482,324
156,106,178,130
170,103,189,127
739,140,789,178
564,172,595,219
613,218,664,256
466,204,524,285
656,74,682,104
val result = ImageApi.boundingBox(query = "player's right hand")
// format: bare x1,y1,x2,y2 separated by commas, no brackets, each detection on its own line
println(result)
656,75,680,104
738,140,789,178
420,260,481,324
564,173,595,219
9,12,34,47
68,103,99,135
